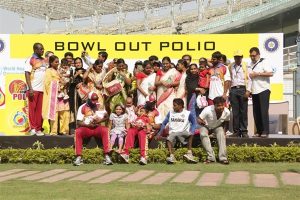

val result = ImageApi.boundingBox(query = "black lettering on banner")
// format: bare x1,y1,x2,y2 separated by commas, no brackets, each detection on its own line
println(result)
130,42,139,51
97,42,106,51
204,42,215,50
115,42,125,51
68,42,78,51
172,42,182,51
187,42,196,51
160,42,169,51
55,42,64,51
82,42,94,51
141,42,151,51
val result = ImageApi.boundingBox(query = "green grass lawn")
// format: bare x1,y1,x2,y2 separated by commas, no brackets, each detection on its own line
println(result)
0,163,299,200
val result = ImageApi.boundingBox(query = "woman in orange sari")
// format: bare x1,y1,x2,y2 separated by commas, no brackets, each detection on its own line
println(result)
155,56,181,118
83,59,106,110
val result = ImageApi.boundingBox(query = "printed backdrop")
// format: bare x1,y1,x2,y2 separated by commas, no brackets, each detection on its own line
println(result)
0,33,283,135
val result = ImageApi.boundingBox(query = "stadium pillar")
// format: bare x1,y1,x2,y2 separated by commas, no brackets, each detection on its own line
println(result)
295,19,300,118
171,1,175,28
144,0,149,32
20,13,24,34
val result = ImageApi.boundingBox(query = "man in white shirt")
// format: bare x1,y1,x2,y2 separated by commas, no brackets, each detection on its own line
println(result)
73,92,113,166
24,43,47,136
198,96,230,164
248,47,273,137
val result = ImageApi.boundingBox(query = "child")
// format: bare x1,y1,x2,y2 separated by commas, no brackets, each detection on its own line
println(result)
125,96,137,124
156,98,197,164
108,104,129,153
58,58,72,100
120,106,151,165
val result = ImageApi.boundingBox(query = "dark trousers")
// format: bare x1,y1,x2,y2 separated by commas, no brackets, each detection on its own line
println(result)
229,87,248,135
252,89,270,134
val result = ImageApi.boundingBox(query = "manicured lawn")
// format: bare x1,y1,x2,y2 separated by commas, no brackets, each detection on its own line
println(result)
0,163,299,200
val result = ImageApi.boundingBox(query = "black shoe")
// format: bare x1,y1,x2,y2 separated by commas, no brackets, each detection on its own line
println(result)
229,132,240,138
241,133,249,138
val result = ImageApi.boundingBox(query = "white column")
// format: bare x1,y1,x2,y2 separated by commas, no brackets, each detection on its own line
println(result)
45,15,51,33
171,1,175,28
92,10,99,33
144,0,149,32
197,0,205,21
69,14,74,33
20,13,24,34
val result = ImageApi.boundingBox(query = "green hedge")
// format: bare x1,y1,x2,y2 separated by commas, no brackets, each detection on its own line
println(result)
0,145,299,164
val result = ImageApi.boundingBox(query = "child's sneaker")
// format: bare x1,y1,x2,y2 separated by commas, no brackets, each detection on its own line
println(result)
103,155,113,165
183,153,198,164
29,129,36,136
58,92,64,98
139,157,147,165
73,156,83,166
36,130,45,136
119,154,129,164
166,154,176,164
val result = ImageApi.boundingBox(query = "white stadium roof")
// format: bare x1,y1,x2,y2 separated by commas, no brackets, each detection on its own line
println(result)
0,0,194,20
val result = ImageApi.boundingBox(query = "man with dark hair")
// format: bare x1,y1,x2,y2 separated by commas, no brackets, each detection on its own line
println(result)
182,54,192,67
198,96,230,164
157,98,197,164
207,51,231,105
148,55,159,66
64,52,74,66
24,43,47,136
82,51,109,70
249,47,273,137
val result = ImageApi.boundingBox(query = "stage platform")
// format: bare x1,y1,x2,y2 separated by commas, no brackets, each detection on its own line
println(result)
0,135,299,149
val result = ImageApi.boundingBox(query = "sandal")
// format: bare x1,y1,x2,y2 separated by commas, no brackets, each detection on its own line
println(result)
203,159,215,164
220,160,229,165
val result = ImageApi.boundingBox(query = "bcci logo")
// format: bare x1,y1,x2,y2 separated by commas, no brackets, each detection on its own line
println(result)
13,111,27,126
264,37,279,53
0,38,5,53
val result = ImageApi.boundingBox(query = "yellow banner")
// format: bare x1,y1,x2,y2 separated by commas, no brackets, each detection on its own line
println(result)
10,34,259,60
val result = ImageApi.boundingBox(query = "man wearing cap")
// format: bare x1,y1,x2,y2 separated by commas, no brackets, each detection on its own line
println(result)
228,50,252,138
73,92,112,166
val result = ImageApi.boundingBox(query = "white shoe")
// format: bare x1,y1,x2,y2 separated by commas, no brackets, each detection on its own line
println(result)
36,130,45,136
183,153,198,164
166,154,176,164
104,155,113,165
73,156,83,166
119,154,129,164
29,129,36,136
139,157,147,165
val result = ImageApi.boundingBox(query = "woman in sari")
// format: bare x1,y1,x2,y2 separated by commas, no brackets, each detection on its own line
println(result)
42,55,69,135
175,59,188,108
103,58,132,113
136,60,156,106
69,57,86,133
83,59,106,110
155,56,181,118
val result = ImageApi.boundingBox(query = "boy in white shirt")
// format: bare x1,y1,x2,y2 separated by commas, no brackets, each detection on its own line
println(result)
198,96,230,164
157,98,197,164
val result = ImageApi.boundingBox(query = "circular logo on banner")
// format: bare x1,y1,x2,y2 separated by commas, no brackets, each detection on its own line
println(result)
9,80,27,94
264,37,279,52
0,39,5,53
13,111,27,126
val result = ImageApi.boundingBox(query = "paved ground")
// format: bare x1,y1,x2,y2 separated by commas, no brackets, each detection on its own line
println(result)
0,168,299,187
